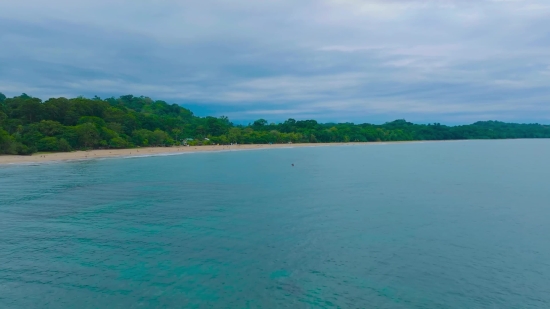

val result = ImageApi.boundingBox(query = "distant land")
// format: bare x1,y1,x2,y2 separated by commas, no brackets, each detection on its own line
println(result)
1,92,549,155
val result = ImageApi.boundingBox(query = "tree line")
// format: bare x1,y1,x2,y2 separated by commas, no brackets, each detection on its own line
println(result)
1,92,549,155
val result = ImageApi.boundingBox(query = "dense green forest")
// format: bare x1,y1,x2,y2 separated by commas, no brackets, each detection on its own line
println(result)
1,92,549,155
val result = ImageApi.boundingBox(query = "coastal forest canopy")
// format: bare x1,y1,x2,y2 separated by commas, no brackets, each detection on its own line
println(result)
1,92,549,155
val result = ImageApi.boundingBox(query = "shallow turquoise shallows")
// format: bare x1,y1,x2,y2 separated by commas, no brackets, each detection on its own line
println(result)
1,140,550,308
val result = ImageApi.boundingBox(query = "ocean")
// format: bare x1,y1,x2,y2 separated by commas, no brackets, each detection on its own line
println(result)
1,140,549,308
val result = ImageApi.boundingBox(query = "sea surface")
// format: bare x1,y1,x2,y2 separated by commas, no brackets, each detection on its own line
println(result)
1,140,549,308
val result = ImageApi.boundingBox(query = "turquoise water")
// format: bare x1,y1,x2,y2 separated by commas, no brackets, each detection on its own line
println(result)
1,140,550,308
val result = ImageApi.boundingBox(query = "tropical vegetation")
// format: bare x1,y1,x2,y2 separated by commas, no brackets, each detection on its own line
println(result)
1,93,549,155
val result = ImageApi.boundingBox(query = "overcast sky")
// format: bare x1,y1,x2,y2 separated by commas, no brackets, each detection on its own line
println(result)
1,0,549,124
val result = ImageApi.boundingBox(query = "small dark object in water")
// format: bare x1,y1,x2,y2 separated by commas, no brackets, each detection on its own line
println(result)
291,164,294,166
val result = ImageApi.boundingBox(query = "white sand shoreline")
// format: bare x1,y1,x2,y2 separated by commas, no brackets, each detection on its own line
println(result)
0,140,456,166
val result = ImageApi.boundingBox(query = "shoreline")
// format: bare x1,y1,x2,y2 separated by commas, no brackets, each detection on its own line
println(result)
0,142,403,165
0,139,478,166
0,143,349,165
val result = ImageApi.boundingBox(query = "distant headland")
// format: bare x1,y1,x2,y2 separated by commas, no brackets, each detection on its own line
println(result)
1,93,549,156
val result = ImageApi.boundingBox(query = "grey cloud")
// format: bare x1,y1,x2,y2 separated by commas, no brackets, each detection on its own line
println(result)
0,0,549,123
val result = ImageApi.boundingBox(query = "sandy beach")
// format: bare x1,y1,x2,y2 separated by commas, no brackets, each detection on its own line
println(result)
0,143,369,165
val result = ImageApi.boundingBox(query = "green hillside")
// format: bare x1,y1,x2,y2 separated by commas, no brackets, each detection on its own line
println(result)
1,93,549,155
